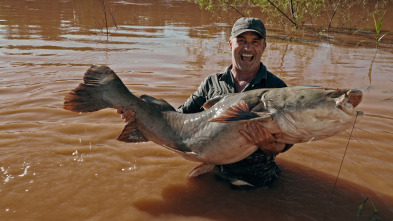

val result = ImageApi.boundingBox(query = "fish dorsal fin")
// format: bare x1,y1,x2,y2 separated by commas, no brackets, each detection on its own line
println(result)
203,96,224,110
140,94,175,112
117,123,148,143
209,100,272,123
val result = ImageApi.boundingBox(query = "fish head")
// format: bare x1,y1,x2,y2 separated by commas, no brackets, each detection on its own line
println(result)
264,86,363,143
332,89,362,115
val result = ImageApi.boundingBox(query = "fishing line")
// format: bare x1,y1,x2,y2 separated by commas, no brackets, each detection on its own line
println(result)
323,113,359,221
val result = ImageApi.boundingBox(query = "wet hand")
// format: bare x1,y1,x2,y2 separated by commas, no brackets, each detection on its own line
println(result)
117,107,136,123
239,121,284,155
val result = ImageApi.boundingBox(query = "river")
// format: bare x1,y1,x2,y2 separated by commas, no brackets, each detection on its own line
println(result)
0,0,392,220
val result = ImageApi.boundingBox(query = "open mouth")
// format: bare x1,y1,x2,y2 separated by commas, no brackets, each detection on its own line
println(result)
241,53,254,62
335,90,363,115
347,89,362,108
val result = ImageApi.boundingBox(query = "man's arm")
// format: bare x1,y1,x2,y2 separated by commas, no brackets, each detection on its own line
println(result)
177,78,209,114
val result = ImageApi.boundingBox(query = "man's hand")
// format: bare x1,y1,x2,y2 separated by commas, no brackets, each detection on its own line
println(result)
117,107,136,123
239,121,285,155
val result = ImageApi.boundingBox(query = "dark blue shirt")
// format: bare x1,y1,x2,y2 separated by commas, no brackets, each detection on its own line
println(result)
177,62,288,188
178,63,287,113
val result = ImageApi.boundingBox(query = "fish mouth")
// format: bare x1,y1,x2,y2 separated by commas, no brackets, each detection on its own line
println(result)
347,89,362,108
335,89,363,115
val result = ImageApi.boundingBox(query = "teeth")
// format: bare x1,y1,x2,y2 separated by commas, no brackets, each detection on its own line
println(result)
242,54,252,57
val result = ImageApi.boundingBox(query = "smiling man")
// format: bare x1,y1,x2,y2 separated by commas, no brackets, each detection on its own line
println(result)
178,17,292,189
230,27,267,92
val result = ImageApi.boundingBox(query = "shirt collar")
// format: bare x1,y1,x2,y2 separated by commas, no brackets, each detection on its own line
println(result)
219,62,267,90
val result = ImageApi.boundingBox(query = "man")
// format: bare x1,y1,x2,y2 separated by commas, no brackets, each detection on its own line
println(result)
120,17,292,189
177,17,292,188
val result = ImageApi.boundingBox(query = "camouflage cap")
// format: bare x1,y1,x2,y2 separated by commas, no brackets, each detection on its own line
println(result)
231,17,266,39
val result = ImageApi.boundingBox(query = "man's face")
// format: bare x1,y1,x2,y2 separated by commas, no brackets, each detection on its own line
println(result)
229,31,266,74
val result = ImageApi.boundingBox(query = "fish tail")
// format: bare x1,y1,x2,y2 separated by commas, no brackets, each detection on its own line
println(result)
64,65,134,112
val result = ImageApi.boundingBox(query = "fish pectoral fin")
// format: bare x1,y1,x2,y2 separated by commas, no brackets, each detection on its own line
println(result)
209,100,272,122
252,112,273,121
117,123,148,143
187,164,215,178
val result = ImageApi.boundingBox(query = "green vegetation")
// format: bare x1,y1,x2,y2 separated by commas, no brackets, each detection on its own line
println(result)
191,0,324,29
373,12,390,48
354,11,391,84
190,0,391,33
357,12,391,49
357,197,381,221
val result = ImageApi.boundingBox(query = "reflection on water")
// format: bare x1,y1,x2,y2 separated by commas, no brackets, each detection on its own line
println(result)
0,0,393,220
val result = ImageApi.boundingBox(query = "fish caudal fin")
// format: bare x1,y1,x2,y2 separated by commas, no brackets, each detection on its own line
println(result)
64,65,126,112
64,83,111,112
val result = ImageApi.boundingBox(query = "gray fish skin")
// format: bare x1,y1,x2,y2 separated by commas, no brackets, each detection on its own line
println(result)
64,65,363,173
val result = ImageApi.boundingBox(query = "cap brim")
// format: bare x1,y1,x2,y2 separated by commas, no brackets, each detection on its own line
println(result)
231,29,264,38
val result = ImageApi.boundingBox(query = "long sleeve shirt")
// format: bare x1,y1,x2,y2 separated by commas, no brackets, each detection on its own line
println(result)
176,62,290,188
178,63,287,113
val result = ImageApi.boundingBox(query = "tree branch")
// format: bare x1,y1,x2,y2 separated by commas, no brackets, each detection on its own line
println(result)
266,0,297,28
328,0,342,30
224,0,246,17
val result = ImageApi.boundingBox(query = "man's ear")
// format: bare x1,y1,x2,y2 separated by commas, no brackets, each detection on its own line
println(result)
229,38,233,50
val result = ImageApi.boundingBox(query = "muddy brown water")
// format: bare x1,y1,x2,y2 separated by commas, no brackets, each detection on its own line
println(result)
0,0,392,220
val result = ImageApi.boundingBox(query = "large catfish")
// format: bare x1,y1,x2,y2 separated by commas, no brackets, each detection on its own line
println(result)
64,65,363,177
